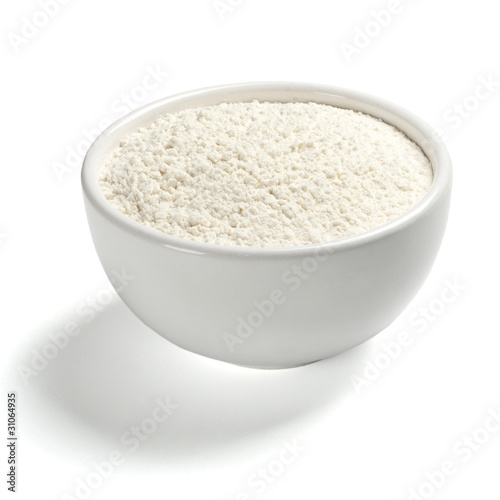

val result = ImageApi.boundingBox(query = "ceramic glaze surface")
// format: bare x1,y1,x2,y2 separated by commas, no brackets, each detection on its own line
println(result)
82,83,452,368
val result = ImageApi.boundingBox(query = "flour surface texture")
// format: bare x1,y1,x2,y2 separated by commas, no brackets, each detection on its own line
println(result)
99,101,433,247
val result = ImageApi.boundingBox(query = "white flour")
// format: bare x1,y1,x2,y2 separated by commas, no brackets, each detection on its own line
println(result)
99,101,433,247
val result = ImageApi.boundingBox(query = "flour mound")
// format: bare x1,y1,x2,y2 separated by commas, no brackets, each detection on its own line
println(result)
99,101,432,247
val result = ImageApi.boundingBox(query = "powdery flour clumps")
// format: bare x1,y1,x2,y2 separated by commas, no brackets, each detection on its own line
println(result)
99,101,433,247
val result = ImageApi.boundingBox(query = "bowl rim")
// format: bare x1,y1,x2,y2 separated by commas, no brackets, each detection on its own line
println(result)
81,81,452,257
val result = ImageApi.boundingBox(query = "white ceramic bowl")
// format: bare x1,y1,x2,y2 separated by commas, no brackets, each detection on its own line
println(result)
82,82,452,369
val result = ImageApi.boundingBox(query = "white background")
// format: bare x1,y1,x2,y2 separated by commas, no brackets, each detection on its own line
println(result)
1,1,499,499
